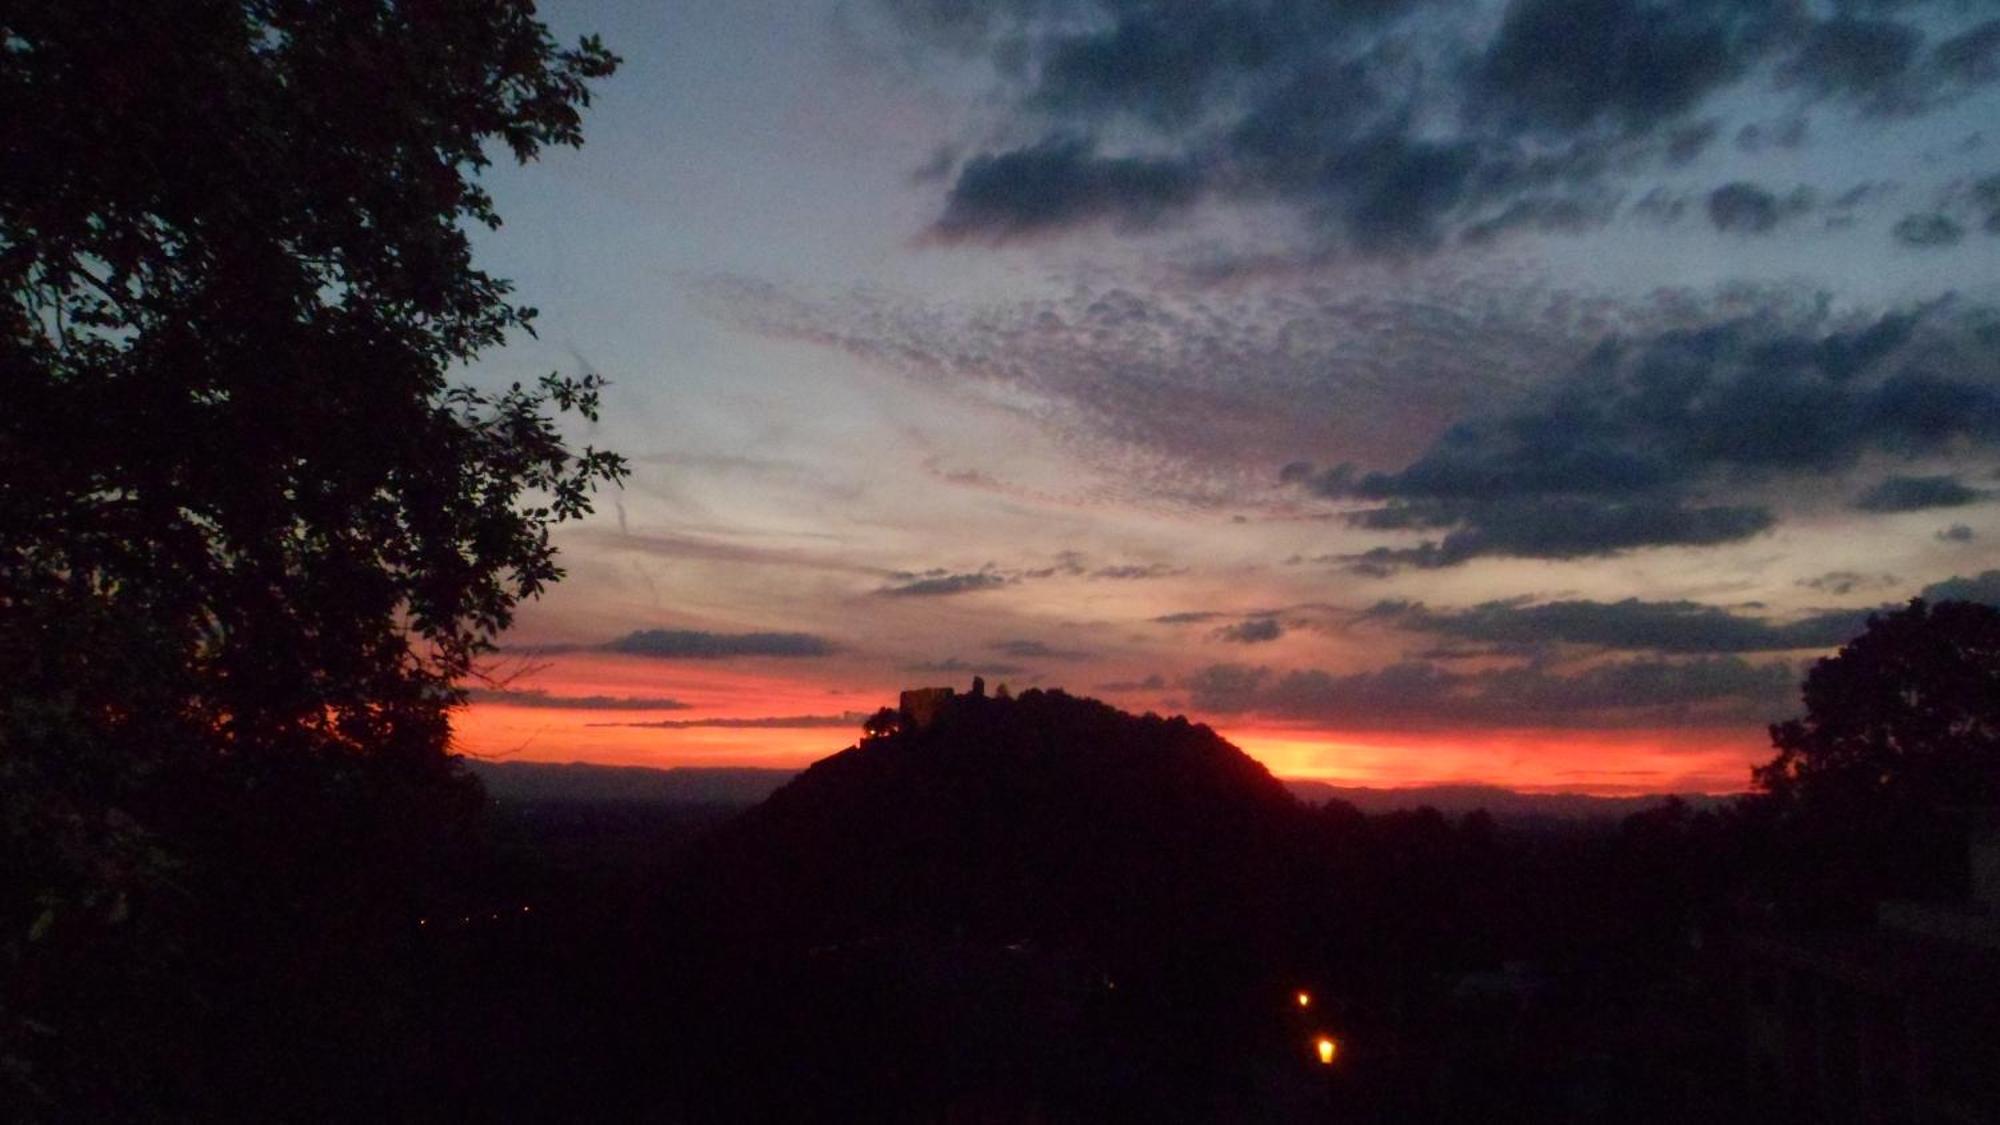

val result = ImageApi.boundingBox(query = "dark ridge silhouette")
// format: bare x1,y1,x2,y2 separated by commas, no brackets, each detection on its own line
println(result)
1284,781,1727,821
674,686,1301,951
464,759,796,806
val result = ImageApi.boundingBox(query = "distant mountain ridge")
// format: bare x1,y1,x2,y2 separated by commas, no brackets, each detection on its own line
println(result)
466,756,1717,820
665,687,1306,957
1283,780,1725,819
463,759,795,806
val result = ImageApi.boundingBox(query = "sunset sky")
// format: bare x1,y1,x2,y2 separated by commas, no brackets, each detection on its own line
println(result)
455,0,2000,792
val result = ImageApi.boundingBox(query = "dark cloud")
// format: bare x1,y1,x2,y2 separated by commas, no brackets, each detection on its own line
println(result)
1321,133,1480,254
591,713,867,730
1288,306,2000,569
884,0,1991,254
877,569,1012,597
1893,212,1965,247
1478,0,1784,132
1706,182,1784,233
1918,569,2000,603
1784,18,1922,102
1934,20,2000,87
1665,120,1721,165
600,629,837,659
910,143,958,184
1341,499,1776,569
1460,194,1620,245
1371,597,1870,654
991,639,1092,660
1019,551,1088,579
906,657,1030,677
1183,654,1794,728
1852,474,1988,512
1937,522,1978,542
876,555,1176,596
1797,571,1900,596
1347,574,2000,674
1978,173,2000,232
464,688,693,710
1097,673,1168,692
933,135,1201,241
1154,611,1228,625
1214,617,1284,644
1029,5,1290,126
1734,116,1809,153
1090,562,1183,580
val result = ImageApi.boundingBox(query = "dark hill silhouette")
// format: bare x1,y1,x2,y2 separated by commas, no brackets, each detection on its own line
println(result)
672,687,1305,959
653,687,1322,1119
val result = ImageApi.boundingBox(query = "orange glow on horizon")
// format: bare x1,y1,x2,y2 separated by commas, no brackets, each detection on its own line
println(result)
450,657,1767,793
1227,724,1761,796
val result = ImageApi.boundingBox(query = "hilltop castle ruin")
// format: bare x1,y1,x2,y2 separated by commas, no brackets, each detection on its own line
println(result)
898,685,956,730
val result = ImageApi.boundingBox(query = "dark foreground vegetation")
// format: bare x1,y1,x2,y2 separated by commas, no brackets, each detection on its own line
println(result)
7,1,1998,1119
11,592,2000,1119
36,607,2000,1120
445,622,1999,1123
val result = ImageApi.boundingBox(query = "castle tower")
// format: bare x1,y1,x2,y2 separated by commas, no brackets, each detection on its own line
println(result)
898,686,955,730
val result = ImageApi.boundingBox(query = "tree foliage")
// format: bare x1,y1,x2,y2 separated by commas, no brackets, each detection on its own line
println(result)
1,0,621,1109
1758,599,2000,808
1754,598,2000,913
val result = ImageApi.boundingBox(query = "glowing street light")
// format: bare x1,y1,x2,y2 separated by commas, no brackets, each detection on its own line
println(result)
1295,990,1312,1009
1314,1035,1338,1066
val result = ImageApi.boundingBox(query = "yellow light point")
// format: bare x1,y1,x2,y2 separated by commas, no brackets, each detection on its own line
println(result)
1296,990,1311,1009
1315,1036,1338,1066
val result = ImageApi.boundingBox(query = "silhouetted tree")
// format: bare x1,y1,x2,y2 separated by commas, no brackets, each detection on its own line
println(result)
862,706,902,740
1755,599,2000,913
2,1,619,1111
1759,599,2000,805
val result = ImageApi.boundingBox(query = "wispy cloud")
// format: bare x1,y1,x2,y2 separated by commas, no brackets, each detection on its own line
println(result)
695,268,1611,500
905,657,1028,676
1852,474,1991,512
520,629,839,660
991,639,1093,660
590,713,868,730
1184,655,1796,730
1214,617,1284,644
876,568,1012,597
464,688,693,711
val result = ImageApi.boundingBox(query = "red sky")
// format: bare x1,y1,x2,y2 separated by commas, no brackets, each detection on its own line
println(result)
454,659,1768,794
